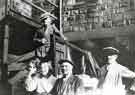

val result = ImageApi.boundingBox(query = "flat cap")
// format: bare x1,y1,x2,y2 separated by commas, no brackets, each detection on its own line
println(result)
40,12,57,21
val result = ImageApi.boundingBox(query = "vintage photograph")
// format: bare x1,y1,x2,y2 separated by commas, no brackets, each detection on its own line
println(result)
0,0,135,95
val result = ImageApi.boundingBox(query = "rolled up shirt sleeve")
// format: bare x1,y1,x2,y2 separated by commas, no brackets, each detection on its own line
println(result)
121,66,135,78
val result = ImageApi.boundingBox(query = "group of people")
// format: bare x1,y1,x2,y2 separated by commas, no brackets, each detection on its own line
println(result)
25,58,84,95
98,47,135,95
24,46,135,95
24,13,135,95
25,13,84,95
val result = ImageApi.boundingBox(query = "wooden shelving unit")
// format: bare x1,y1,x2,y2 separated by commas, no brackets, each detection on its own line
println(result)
0,0,63,95
63,0,135,37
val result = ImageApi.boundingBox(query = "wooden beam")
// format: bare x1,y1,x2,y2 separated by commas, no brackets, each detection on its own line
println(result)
22,0,57,19
45,0,58,8
64,24,135,41
8,62,26,71
7,51,35,71
1,24,9,82
8,70,28,85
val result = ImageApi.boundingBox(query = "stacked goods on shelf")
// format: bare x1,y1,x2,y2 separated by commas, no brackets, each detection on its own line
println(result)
98,0,135,28
63,1,98,32
63,0,135,32
13,0,32,17
32,0,58,22
0,0,58,23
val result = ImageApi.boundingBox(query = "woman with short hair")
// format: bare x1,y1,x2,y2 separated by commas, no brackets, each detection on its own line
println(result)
25,58,56,95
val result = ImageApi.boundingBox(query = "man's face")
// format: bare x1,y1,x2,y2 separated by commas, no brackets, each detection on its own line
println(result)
107,54,118,63
61,62,73,75
40,62,50,76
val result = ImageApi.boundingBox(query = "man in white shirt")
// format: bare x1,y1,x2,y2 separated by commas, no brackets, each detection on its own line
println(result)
101,47,135,95
25,58,56,95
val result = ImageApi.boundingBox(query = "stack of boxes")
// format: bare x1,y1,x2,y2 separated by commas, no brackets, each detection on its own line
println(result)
97,0,135,28
13,0,32,17
63,0,98,32
63,0,135,32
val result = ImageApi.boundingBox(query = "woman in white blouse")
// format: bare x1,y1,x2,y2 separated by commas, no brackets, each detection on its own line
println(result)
25,58,56,95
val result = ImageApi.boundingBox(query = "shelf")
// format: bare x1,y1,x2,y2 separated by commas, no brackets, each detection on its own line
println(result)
64,24,135,41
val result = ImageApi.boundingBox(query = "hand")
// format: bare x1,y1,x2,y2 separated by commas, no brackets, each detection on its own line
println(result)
41,38,47,44
63,36,68,40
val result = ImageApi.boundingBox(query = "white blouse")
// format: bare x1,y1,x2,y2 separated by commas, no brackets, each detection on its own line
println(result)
25,75,56,94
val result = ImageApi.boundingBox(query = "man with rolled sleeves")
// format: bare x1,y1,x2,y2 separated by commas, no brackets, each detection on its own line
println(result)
101,47,135,95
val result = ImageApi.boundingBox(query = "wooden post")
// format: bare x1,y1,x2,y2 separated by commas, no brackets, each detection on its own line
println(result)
0,24,11,95
52,34,57,77
60,0,63,34
1,24,9,82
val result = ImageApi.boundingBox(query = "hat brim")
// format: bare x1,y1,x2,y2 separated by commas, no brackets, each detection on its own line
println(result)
40,13,57,21
103,49,119,56
58,59,74,66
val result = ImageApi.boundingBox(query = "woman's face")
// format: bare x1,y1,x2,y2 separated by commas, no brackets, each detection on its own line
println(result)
28,62,37,73
44,17,52,25
40,62,50,76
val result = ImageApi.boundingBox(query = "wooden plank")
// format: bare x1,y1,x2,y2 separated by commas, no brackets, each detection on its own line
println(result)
7,51,35,71
22,0,57,19
7,51,35,64
64,24,135,41
1,24,9,82
8,70,28,85
9,10,41,28
8,62,26,71
45,0,58,8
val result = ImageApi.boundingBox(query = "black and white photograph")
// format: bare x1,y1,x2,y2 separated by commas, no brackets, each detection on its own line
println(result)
1,0,135,95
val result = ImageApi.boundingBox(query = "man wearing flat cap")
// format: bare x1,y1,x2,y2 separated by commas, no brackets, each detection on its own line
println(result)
50,59,85,95
100,47,135,95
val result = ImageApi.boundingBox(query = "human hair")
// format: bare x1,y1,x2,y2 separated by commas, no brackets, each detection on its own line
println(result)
37,58,53,76
41,16,55,25
26,57,40,71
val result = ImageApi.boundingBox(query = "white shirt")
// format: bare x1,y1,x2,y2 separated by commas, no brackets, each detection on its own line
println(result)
102,62,135,95
25,75,56,94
